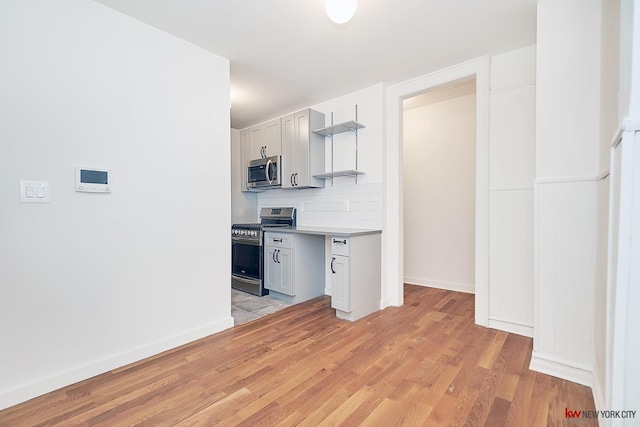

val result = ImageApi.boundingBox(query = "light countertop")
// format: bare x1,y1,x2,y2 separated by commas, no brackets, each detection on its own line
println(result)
262,226,382,237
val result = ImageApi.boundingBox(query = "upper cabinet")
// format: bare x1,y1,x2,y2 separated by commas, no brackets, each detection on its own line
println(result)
248,118,281,160
282,109,325,188
239,129,251,190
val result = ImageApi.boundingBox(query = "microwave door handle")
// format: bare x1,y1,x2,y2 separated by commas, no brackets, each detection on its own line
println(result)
265,158,273,184
264,159,271,184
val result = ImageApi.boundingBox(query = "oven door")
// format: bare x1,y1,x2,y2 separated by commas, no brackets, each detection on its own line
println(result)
231,239,267,296
231,239,262,279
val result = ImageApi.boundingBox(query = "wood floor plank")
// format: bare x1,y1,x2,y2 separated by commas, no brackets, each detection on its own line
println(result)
0,284,598,426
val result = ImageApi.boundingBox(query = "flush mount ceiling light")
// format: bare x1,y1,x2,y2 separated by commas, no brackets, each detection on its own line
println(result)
325,0,357,24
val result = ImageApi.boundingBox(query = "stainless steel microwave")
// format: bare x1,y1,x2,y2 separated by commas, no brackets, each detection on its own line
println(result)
247,155,281,189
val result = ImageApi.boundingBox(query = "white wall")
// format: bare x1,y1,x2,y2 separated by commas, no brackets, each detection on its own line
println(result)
532,0,605,386
402,93,476,294
0,0,232,409
593,0,620,414
488,46,536,337
606,0,640,419
257,84,384,230
231,128,258,223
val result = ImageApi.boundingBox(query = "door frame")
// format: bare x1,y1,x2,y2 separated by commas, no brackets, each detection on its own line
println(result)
383,56,490,327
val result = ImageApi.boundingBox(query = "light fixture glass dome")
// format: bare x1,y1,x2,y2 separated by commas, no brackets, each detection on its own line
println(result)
325,0,357,24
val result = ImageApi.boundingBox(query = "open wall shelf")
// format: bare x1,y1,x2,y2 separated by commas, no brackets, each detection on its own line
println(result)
313,121,365,137
313,169,365,180
312,106,365,185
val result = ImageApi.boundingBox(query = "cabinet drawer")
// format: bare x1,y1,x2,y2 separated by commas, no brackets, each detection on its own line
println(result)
264,232,293,249
331,236,349,256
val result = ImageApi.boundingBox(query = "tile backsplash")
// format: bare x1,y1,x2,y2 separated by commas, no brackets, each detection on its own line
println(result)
257,182,382,230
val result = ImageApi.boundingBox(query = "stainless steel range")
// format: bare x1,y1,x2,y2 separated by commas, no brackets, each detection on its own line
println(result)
231,207,296,296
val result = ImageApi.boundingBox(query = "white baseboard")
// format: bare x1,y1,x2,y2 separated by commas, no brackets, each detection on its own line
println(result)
404,277,475,294
0,317,234,411
529,351,593,387
488,316,533,338
592,365,607,426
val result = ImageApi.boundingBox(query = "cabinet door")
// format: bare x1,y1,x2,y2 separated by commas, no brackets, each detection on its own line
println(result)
294,110,310,187
249,125,266,159
281,113,297,188
264,118,281,157
278,247,294,295
240,129,250,191
264,246,282,292
330,255,350,311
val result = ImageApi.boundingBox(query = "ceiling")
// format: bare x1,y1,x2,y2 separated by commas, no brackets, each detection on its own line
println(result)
93,0,537,129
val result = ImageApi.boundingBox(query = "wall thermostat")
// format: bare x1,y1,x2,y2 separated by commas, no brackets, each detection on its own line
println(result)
75,167,111,193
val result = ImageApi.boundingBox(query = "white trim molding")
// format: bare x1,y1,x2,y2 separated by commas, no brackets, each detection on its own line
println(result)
384,56,490,329
534,170,611,184
404,277,475,294
530,351,594,387
488,316,533,338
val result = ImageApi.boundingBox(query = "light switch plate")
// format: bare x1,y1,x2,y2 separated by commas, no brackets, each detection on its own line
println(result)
20,180,50,203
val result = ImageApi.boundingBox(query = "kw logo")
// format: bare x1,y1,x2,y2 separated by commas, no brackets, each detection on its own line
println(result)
565,408,582,418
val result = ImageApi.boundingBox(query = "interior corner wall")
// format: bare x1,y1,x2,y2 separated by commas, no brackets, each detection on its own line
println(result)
402,93,476,294
593,0,621,413
0,0,232,409
531,0,604,386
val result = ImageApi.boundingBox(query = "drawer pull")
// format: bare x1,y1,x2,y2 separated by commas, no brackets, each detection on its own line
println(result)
273,238,283,243
333,239,347,245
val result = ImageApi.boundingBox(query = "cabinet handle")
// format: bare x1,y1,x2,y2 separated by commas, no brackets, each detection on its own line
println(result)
276,249,281,263
333,239,347,245
294,173,298,186
272,249,277,263
273,238,283,242
331,257,336,274
290,174,294,186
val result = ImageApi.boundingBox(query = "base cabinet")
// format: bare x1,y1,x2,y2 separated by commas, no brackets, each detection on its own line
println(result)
264,231,324,304
330,234,381,321
265,246,293,295
330,255,349,312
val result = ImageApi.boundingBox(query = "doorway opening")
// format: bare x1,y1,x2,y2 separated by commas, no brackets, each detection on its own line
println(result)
402,78,477,298
383,57,489,326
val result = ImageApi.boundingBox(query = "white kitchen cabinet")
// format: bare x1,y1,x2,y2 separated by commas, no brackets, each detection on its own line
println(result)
330,254,349,311
248,118,281,160
239,128,250,190
265,245,293,295
264,231,324,304
329,234,381,321
281,109,325,188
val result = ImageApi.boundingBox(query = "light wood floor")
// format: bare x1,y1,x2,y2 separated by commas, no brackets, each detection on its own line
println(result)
0,285,596,426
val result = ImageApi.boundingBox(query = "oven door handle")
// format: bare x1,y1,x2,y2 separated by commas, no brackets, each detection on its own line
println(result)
232,238,260,246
